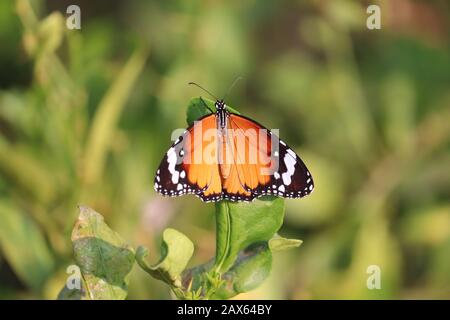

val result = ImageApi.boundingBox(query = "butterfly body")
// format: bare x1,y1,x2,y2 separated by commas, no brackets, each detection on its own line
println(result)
215,100,228,129
154,98,314,202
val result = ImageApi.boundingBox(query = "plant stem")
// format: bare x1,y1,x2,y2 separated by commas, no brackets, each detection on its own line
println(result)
213,201,231,274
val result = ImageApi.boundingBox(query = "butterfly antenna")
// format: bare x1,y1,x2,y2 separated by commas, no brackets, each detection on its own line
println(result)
188,82,218,101
222,76,243,101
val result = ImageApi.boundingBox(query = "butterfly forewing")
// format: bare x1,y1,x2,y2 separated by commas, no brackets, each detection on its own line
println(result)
154,113,223,202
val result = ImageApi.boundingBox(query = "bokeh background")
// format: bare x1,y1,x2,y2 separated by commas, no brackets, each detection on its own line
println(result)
1,0,449,299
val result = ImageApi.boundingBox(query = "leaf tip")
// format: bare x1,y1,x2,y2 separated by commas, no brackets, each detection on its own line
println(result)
269,236,303,252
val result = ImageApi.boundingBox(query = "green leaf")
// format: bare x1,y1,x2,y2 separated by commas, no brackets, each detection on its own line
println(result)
0,200,54,291
214,198,285,272
136,228,194,288
212,243,272,299
186,97,240,126
269,234,303,251
182,243,273,300
70,206,135,300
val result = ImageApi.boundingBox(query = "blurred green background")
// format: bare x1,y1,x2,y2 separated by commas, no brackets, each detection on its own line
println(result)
1,0,449,299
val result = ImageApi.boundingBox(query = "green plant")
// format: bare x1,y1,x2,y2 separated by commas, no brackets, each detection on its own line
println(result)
60,98,301,300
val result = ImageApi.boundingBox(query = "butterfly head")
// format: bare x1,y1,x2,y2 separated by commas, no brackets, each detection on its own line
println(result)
215,100,226,111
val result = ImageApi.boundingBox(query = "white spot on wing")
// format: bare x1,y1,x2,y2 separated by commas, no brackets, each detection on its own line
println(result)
282,154,296,185
287,149,296,158
167,148,180,184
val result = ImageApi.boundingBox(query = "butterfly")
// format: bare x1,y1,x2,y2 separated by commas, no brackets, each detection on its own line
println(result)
154,86,314,203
